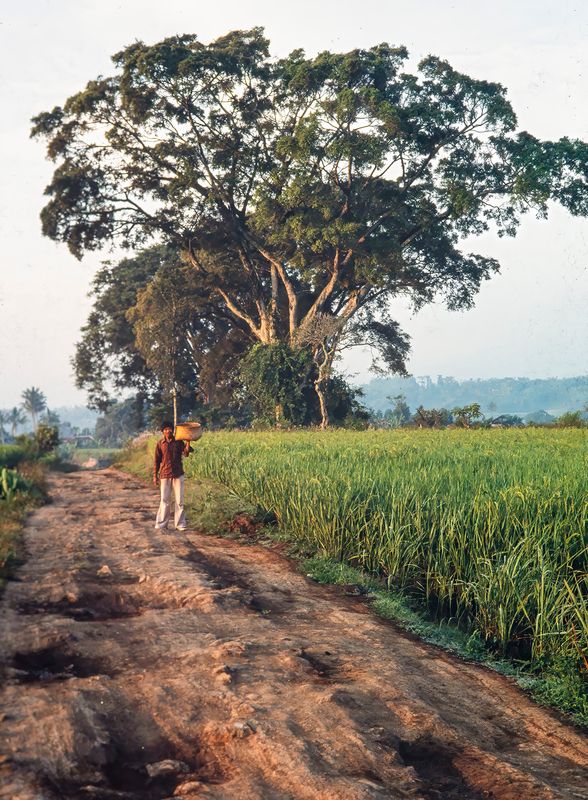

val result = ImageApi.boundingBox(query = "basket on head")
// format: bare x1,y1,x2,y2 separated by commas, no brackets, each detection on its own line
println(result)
174,422,203,442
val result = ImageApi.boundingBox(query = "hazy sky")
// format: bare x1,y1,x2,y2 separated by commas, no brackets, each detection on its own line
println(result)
0,0,587,407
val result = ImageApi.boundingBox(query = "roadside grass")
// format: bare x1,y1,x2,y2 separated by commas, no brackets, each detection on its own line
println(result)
0,444,29,469
0,503,29,589
0,460,48,591
119,435,588,729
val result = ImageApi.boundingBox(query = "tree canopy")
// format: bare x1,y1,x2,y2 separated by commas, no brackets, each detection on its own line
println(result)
74,244,250,412
33,29,588,424
72,246,162,410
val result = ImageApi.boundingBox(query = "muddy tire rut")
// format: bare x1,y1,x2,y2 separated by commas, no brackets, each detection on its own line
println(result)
0,468,586,799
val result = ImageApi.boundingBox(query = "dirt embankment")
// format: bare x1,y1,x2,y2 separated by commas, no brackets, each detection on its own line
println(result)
1,469,587,800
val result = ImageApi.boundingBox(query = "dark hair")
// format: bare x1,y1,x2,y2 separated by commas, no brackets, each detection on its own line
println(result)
160,420,174,431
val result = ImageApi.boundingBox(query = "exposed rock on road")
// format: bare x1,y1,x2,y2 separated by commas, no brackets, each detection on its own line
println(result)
1,469,587,799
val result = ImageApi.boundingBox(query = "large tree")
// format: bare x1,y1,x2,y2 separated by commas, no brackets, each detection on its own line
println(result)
32,30,588,425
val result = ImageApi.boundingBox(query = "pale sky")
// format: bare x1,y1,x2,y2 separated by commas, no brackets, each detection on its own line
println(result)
0,0,587,407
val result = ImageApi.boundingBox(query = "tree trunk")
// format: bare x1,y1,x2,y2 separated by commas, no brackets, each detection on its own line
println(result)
172,387,178,429
314,379,329,429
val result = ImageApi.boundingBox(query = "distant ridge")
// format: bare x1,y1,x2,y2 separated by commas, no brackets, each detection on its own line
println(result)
52,406,99,430
360,375,588,415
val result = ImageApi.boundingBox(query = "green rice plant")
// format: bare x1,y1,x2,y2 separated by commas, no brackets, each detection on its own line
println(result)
185,428,587,667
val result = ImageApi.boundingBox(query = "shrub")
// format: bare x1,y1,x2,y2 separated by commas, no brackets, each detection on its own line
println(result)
35,424,59,454
0,445,28,469
554,411,586,428
0,467,31,502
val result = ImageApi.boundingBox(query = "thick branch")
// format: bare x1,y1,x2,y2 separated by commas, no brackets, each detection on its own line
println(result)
214,287,263,340
254,243,299,340
300,247,353,328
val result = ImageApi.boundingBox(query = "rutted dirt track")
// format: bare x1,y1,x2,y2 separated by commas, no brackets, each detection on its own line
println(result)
1,470,587,800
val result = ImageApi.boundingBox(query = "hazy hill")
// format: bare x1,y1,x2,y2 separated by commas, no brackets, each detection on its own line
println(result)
360,375,588,415
53,406,99,431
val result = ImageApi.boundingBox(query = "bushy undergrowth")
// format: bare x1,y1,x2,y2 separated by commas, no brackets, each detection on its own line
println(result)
0,467,31,501
0,450,49,588
0,445,28,469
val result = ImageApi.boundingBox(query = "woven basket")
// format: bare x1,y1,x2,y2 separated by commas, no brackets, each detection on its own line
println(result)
174,422,203,441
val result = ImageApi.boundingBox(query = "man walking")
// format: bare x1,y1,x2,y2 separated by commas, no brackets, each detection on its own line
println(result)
153,420,191,531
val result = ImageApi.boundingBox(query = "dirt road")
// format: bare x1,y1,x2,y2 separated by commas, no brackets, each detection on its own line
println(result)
1,469,587,800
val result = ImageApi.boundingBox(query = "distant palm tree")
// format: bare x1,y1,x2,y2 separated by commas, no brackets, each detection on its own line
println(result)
21,387,46,432
0,410,8,444
8,407,27,437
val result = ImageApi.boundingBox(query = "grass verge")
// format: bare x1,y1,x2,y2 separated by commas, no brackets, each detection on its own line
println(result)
0,461,48,591
118,438,588,729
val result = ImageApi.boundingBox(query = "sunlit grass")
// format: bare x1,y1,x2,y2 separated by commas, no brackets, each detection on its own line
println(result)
185,428,587,667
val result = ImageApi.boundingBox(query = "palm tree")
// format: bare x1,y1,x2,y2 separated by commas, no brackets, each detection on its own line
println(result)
8,407,27,438
21,387,46,432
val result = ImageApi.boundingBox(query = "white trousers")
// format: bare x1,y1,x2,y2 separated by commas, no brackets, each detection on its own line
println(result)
155,476,187,530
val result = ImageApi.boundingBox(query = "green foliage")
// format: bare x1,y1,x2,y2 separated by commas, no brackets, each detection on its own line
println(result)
239,343,316,426
74,244,250,411
554,410,586,428
34,424,59,455
73,246,165,409
7,407,27,438
326,378,370,428
21,386,46,431
0,445,28,469
0,462,47,589
238,344,368,427
95,397,146,447
412,405,453,428
0,468,28,502
128,255,250,406
452,402,483,427
385,394,411,427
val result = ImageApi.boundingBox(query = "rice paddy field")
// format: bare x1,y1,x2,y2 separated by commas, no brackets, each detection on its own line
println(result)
185,428,588,670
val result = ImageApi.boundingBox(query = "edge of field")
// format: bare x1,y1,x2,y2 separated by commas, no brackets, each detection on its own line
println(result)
117,437,588,730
